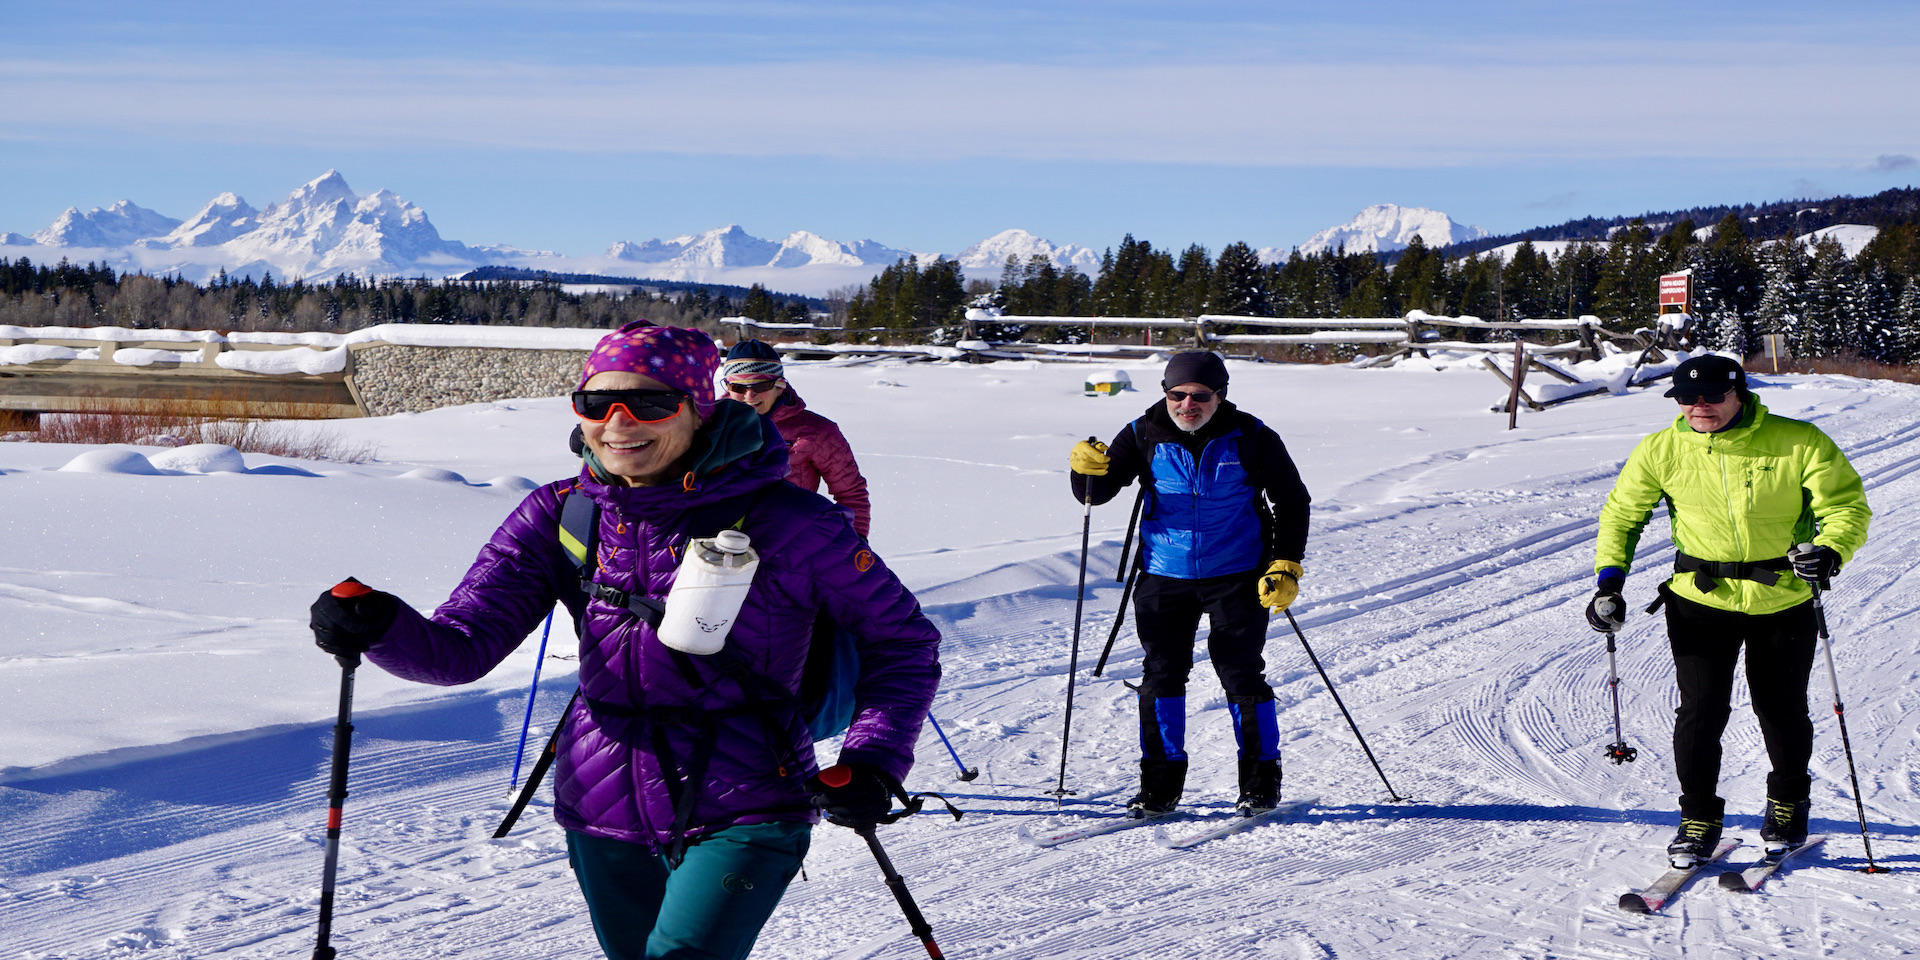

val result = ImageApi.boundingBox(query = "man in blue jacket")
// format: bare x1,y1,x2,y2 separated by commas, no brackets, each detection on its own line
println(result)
1070,351,1312,817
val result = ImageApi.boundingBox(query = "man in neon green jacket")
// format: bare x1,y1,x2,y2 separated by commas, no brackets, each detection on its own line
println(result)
1587,355,1869,868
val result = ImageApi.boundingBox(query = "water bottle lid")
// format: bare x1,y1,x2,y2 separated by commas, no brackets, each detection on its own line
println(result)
712,529,751,554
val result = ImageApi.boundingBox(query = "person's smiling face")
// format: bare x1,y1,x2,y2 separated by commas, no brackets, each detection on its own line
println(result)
1165,382,1221,433
578,370,700,486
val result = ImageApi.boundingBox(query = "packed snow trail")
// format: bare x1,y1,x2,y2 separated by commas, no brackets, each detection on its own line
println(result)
5,361,1920,958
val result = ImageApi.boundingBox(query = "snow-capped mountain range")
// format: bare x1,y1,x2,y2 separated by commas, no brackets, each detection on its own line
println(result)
8,174,1499,294
1272,203,1489,259
3,172,1103,297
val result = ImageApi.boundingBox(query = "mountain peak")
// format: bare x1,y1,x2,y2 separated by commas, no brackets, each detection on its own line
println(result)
957,229,1100,276
1292,205,1488,257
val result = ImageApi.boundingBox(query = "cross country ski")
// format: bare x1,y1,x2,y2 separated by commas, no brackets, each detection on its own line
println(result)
1154,798,1317,850
1618,839,1741,914
1719,836,1827,893
1017,811,1183,848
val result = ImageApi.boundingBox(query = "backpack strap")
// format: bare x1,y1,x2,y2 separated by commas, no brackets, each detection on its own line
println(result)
557,487,757,633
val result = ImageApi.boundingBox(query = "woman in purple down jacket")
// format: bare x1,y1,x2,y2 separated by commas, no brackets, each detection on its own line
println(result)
307,322,942,960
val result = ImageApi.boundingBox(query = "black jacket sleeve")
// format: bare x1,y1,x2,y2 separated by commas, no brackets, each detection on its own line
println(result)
1243,421,1311,563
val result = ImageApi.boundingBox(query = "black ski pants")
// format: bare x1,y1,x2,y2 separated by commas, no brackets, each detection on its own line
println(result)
1132,570,1273,702
1664,590,1818,821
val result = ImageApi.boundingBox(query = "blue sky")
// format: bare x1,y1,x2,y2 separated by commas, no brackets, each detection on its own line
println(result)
4,1,1917,263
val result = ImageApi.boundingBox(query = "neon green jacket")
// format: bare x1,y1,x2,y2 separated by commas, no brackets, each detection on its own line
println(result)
1595,395,1870,615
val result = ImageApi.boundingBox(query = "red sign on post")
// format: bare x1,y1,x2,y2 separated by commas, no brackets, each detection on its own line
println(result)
1658,272,1691,313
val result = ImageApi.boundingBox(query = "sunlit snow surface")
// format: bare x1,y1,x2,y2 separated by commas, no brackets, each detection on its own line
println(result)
5,357,1920,958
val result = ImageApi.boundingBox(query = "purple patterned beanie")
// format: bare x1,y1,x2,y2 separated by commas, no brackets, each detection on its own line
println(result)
577,321,720,417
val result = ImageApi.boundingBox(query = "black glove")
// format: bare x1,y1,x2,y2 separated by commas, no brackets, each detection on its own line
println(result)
1788,543,1841,586
1584,568,1626,633
1586,593,1625,632
310,578,399,658
807,763,893,827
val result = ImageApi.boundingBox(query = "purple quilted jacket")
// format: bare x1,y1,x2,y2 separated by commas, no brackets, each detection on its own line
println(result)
364,413,941,849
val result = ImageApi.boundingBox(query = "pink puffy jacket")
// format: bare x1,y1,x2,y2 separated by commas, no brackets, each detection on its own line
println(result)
770,385,871,538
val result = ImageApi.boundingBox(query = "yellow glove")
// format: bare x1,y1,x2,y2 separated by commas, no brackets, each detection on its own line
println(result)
1257,559,1302,611
1070,439,1110,476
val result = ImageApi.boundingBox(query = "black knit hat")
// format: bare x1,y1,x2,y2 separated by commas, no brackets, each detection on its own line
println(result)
1663,355,1747,398
1161,351,1228,392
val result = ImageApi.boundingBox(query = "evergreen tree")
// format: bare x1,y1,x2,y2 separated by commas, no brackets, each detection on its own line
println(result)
742,284,777,323
1388,236,1444,315
1803,237,1852,355
1207,242,1267,316
1894,276,1920,363
1753,241,1810,353
1502,240,1555,319
1173,245,1212,317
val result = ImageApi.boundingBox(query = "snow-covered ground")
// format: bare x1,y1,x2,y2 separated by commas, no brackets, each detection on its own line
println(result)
6,355,1920,959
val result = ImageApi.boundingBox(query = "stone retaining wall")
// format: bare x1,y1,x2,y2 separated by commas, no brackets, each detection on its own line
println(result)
350,344,590,417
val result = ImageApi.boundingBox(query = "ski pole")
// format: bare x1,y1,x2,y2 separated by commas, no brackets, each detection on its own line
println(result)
1091,553,1141,678
926,712,979,781
506,610,556,793
1807,577,1891,873
854,822,945,960
495,689,579,838
1049,444,1096,801
1283,610,1408,803
313,647,359,960
1600,615,1637,765
1114,485,1144,582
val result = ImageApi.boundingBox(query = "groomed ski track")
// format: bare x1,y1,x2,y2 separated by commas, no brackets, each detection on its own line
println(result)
5,363,1920,958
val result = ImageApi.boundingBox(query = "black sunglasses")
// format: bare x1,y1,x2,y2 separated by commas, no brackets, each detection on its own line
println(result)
726,380,780,395
1673,392,1731,407
572,389,688,423
1166,389,1215,403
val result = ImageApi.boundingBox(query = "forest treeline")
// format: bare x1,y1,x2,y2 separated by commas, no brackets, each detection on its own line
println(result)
852,213,1920,362
0,262,808,335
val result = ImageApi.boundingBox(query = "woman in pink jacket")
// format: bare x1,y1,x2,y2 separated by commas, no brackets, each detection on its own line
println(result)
721,339,872,538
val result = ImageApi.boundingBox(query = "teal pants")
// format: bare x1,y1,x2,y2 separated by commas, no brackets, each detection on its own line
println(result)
567,822,812,960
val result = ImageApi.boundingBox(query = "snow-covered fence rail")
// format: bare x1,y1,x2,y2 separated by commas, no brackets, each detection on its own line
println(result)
0,324,604,421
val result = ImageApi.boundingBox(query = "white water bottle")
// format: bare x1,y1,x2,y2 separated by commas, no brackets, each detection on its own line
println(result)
656,529,759,655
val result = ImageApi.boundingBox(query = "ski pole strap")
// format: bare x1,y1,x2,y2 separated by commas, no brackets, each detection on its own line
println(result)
1673,551,1789,591
873,770,964,825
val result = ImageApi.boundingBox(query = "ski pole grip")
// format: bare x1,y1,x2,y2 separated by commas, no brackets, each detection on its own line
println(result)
331,578,373,599
817,764,853,789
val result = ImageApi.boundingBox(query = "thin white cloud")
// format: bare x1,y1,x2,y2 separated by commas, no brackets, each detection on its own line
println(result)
3,51,1917,168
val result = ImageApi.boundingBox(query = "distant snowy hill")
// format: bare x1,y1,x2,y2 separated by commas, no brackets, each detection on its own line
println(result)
0,173,1093,296
956,229,1102,277
1474,223,1881,263
1278,204,1488,259
604,226,914,274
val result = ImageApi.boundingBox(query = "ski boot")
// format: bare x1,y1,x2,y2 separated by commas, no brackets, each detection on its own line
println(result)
1759,797,1809,860
1666,816,1723,868
1235,757,1280,817
1126,759,1186,819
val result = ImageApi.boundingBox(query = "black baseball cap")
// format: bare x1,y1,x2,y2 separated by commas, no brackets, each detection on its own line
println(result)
1663,355,1747,398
